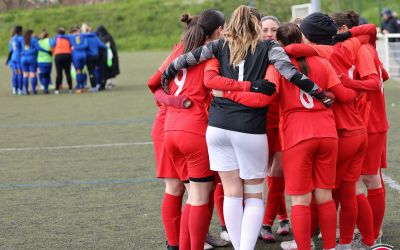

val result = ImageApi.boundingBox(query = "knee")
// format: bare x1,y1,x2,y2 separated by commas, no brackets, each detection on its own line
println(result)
313,188,332,204
291,193,312,206
165,179,185,196
362,174,382,189
243,179,264,200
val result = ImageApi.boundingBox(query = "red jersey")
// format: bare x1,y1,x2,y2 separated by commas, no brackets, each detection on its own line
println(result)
150,43,184,140
164,59,210,135
312,38,365,134
267,56,339,150
266,96,280,130
362,45,389,133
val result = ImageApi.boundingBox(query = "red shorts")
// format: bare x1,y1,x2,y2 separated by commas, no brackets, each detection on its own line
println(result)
283,138,338,195
164,131,214,182
336,133,368,187
362,132,387,175
267,128,282,156
152,118,179,179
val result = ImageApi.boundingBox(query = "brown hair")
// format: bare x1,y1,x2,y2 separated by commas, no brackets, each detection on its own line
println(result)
24,29,33,47
277,23,309,76
182,9,225,53
224,5,262,65
331,10,360,29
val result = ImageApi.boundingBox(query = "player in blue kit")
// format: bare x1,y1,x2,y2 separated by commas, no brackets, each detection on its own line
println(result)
21,29,38,95
7,26,24,95
69,27,88,93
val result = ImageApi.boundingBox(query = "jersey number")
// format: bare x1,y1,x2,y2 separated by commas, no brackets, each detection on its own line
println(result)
300,90,314,109
174,69,187,96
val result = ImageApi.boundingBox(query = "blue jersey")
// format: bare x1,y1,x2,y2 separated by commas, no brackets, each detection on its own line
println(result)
10,35,24,62
69,34,88,55
83,33,106,57
21,37,38,60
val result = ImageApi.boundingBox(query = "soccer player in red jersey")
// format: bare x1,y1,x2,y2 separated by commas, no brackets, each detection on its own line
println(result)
267,23,360,250
163,10,226,250
332,11,389,248
147,14,196,250
259,15,291,242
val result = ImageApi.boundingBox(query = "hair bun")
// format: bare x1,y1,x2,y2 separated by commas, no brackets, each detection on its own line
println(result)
181,13,191,24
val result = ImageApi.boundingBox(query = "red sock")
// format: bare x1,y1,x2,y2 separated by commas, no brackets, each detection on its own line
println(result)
367,187,385,239
277,177,288,221
317,200,337,249
291,205,311,250
310,198,319,237
214,183,225,226
161,193,183,246
338,181,357,244
179,204,191,250
356,194,374,246
189,204,210,250
264,176,285,225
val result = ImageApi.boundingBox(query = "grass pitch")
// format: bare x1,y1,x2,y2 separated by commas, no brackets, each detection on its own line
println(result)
0,51,399,249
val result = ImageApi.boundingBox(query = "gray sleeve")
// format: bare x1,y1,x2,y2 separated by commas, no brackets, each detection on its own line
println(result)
162,39,220,81
267,41,320,94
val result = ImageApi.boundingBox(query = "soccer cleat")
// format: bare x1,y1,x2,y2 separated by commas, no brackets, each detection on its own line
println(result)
12,88,17,95
220,230,231,243
54,90,60,95
260,225,276,243
206,233,229,247
335,243,352,250
90,87,98,93
204,241,214,250
280,239,315,250
166,245,179,250
277,219,290,236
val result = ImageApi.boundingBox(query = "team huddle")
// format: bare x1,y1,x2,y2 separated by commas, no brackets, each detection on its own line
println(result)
148,5,388,250
6,24,119,95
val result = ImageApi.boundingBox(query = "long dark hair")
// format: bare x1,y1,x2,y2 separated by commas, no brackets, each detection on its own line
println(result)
24,29,33,47
182,9,225,53
277,23,309,76
12,25,23,36
331,10,359,29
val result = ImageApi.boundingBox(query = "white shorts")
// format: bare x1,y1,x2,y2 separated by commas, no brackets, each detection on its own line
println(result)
206,126,268,180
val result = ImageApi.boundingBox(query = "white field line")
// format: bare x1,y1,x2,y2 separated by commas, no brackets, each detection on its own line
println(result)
0,142,153,152
382,173,400,194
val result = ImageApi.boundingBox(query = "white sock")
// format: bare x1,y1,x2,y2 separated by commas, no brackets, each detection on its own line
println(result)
240,198,265,250
223,196,243,250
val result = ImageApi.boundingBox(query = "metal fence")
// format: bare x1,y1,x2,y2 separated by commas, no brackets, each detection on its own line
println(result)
377,33,400,79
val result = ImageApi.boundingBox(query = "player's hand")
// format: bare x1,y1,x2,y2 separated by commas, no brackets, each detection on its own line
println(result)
333,31,351,43
161,73,170,94
338,74,353,87
250,79,276,96
212,89,223,97
312,89,335,107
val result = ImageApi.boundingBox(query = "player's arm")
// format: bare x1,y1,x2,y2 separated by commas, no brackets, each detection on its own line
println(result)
284,43,318,58
153,88,191,109
381,62,389,81
75,36,88,50
220,91,275,108
267,41,334,107
204,59,275,95
161,40,221,92
5,51,12,65
334,24,376,47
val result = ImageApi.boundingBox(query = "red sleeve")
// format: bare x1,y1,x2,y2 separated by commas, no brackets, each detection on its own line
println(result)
339,74,381,92
284,43,318,58
204,59,251,91
328,84,359,103
153,87,189,108
147,70,162,93
350,24,377,47
223,91,275,108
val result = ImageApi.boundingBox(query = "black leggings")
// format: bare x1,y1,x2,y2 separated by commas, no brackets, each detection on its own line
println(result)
55,53,72,90
87,56,100,88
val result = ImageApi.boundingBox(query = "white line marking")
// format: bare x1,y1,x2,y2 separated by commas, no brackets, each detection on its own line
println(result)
382,173,400,194
0,142,153,152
